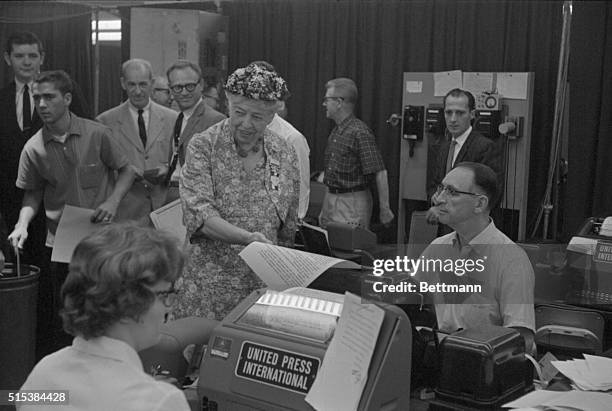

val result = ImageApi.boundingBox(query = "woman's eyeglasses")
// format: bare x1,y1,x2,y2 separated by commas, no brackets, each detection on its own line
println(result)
170,83,198,93
154,285,179,307
435,184,484,198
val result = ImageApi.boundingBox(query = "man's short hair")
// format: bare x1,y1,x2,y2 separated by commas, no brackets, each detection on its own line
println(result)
166,60,202,81
35,70,73,95
121,58,152,79
325,78,358,104
454,161,499,209
5,31,43,54
60,222,185,339
444,88,475,111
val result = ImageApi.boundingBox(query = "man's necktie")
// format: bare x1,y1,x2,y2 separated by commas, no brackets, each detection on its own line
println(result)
445,139,457,174
22,84,32,132
137,109,147,148
164,112,184,186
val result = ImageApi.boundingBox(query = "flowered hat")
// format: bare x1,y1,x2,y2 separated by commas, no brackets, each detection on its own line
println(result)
225,64,289,102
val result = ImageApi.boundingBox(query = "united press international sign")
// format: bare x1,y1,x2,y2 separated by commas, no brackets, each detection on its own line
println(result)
235,341,320,394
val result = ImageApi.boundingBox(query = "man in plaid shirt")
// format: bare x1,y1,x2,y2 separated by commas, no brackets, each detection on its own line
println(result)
319,78,394,229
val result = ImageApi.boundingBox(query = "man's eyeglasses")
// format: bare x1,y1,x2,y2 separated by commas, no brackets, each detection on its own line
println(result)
435,184,485,198
154,285,179,307
323,96,344,103
170,83,198,93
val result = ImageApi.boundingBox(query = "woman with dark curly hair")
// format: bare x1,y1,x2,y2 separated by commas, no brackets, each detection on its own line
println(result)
18,222,190,411
173,63,299,320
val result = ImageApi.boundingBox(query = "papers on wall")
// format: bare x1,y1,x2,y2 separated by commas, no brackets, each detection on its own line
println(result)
305,292,384,411
463,72,494,95
431,71,529,100
405,80,423,93
150,199,186,245
551,354,612,391
434,70,463,96
503,389,612,411
497,72,529,100
52,205,102,263
238,242,360,291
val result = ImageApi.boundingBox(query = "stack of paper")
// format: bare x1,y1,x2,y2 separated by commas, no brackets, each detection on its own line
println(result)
305,293,385,411
600,217,612,237
503,389,612,411
551,354,612,391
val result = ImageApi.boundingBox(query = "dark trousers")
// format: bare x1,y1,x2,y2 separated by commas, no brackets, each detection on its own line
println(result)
35,247,72,360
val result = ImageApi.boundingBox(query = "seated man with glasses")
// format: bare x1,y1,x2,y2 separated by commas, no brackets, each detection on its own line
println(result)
18,222,190,411
416,162,535,351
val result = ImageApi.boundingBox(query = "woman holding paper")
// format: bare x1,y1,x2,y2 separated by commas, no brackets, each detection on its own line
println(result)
174,63,299,320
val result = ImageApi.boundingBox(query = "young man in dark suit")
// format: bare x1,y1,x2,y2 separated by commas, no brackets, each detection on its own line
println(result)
426,88,502,226
1,31,89,265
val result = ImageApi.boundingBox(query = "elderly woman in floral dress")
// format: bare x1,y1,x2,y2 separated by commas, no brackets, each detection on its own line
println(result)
173,63,299,320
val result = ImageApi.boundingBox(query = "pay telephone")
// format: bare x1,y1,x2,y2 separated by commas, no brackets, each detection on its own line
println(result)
402,105,424,157
475,109,502,140
402,105,424,141
425,105,445,136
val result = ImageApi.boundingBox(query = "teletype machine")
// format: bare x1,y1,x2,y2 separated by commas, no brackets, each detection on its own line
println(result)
198,288,412,410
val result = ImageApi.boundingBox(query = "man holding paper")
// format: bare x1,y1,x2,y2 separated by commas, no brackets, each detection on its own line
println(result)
8,70,134,356
97,58,178,221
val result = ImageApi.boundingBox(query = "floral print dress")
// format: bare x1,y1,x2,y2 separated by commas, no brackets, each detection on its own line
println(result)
173,119,299,320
